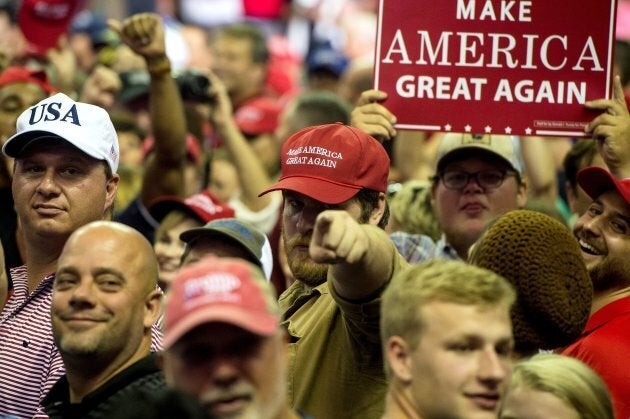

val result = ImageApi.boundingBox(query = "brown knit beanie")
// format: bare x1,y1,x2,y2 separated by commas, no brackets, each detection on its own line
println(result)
471,210,592,355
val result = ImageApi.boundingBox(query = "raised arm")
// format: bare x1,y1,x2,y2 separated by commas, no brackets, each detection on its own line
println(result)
585,76,630,178
205,71,272,211
309,210,395,300
109,13,188,205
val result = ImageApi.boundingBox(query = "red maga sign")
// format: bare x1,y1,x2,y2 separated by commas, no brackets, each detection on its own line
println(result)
374,0,618,137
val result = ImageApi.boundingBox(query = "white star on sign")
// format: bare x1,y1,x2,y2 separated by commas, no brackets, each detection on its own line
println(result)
444,124,452,131
505,127,512,134
464,124,472,132
525,127,532,135
484,125,492,133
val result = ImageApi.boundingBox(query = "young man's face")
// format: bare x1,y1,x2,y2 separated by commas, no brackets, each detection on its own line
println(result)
405,301,513,418
211,36,265,98
161,323,288,419
432,155,527,258
574,189,630,292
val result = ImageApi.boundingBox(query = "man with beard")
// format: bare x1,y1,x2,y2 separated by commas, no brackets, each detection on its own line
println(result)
561,76,630,419
258,123,408,419
160,256,302,419
42,221,164,418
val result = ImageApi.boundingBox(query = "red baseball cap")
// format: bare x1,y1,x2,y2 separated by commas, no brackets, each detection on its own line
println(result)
18,0,83,55
149,190,235,224
577,166,630,206
234,97,281,136
163,256,280,348
0,66,57,94
259,123,389,204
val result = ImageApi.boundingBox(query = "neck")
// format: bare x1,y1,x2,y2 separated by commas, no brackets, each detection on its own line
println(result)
65,341,151,403
382,382,423,419
277,406,301,419
591,286,630,314
24,240,64,293
22,224,72,291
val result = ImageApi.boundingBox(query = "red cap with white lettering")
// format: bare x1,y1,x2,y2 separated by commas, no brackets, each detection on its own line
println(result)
2,92,119,173
163,256,280,348
259,123,389,204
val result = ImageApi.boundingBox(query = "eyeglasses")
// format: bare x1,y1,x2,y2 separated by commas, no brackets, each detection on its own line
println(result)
436,170,517,190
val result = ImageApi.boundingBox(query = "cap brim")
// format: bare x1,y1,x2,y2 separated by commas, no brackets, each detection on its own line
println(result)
149,197,206,224
438,147,517,173
258,175,361,204
3,131,102,162
577,166,630,205
180,227,262,269
163,305,278,349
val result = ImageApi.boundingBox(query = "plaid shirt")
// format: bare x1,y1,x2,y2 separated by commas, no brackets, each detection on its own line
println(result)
390,232,461,263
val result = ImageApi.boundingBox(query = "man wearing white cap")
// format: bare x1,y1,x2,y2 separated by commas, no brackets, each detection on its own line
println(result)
0,92,120,417
160,256,302,419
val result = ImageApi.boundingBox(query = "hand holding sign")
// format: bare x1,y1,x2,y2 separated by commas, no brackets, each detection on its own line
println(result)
585,76,630,177
351,90,398,143
309,210,368,265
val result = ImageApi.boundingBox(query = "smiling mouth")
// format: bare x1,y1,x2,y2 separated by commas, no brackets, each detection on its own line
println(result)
578,238,601,256
467,394,499,410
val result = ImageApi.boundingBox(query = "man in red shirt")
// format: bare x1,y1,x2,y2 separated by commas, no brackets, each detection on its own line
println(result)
561,76,630,419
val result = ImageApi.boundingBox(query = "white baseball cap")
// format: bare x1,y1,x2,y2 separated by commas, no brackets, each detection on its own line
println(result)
436,133,523,176
2,92,119,173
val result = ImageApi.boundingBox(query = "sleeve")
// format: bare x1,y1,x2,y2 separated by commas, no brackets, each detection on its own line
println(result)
328,248,408,355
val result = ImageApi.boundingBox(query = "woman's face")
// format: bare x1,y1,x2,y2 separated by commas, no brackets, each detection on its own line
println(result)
500,386,580,419
154,217,203,291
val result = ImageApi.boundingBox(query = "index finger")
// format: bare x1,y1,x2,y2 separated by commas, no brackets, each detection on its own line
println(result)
356,89,388,106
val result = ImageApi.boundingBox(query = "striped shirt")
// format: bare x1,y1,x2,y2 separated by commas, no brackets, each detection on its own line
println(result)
0,266,164,419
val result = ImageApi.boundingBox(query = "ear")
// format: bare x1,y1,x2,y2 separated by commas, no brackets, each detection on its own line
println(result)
430,181,438,209
387,336,413,384
516,177,528,209
369,192,387,225
565,180,578,213
144,289,163,329
104,173,120,215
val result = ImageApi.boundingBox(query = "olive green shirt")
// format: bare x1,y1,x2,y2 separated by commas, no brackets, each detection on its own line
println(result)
279,249,408,419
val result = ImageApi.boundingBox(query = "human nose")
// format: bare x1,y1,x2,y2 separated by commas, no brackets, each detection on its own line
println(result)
36,170,61,197
462,174,484,193
477,348,508,384
68,279,96,308
576,212,602,237
210,355,241,388
296,206,318,234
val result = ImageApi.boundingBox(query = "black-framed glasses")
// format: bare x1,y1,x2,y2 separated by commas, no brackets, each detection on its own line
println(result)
436,170,516,190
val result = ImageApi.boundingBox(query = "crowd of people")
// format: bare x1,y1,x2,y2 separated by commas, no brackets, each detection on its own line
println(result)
0,0,629,418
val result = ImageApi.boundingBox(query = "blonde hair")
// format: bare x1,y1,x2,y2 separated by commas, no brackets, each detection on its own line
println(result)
387,180,441,240
381,260,515,351
502,354,614,419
